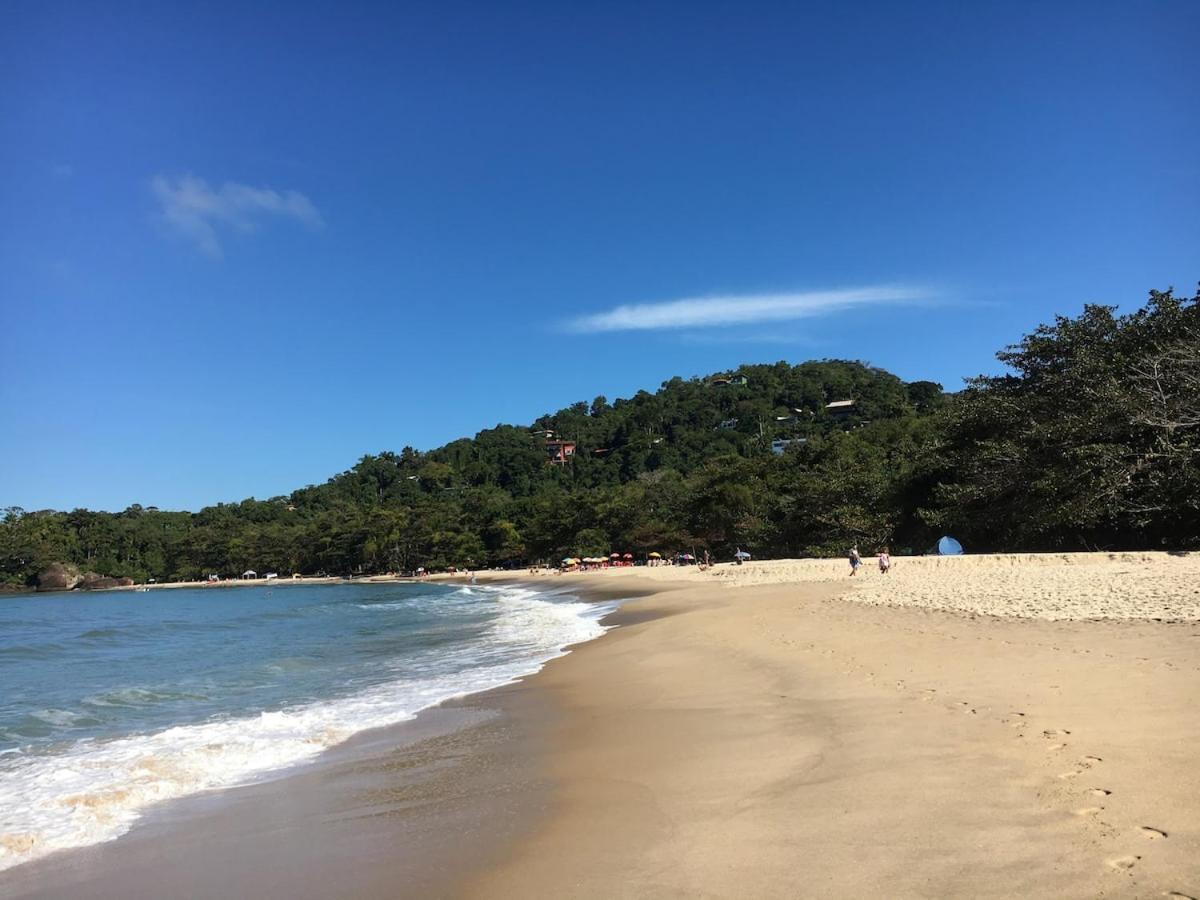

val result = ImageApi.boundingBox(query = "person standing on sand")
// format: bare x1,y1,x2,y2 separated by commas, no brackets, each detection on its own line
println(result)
849,546,861,576
878,546,891,575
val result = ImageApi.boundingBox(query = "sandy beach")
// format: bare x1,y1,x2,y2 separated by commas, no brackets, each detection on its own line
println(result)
462,557,1199,898
3,554,1198,898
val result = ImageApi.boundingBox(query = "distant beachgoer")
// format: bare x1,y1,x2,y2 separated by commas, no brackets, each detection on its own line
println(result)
878,547,891,575
849,546,861,576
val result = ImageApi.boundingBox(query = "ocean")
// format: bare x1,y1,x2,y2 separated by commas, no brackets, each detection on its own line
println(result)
0,581,614,872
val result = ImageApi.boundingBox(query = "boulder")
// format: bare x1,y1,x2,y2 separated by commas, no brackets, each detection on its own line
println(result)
117,577,135,587
77,572,124,591
36,562,81,592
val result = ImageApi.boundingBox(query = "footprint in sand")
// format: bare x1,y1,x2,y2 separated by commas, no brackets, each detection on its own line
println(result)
1073,806,1104,817
1042,729,1071,738
1079,755,1103,767
1162,892,1197,899
1088,788,1112,797
1058,771,1082,780
1139,826,1168,840
1046,743,1068,752
1106,855,1140,870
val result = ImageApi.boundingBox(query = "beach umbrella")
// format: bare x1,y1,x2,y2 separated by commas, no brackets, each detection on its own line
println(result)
648,552,661,558
680,553,695,560
623,553,633,559
735,550,752,560
610,552,620,558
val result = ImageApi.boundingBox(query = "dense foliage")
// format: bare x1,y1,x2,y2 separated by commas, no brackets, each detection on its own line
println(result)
2,286,1196,586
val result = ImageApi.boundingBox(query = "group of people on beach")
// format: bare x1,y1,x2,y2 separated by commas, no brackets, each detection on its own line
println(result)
849,545,890,577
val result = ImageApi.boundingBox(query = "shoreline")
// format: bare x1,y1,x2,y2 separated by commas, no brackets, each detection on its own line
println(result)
0,578,649,898
3,560,1198,897
9,549,1197,610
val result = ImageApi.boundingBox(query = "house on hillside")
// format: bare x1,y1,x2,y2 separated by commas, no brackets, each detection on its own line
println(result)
825,399,856,416
546,439,576,465
710,374,748,387
771,438,807,455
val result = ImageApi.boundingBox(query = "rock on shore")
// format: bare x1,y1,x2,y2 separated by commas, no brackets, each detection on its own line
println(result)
36,562,81,591
77,573,135,590
35,564,135,592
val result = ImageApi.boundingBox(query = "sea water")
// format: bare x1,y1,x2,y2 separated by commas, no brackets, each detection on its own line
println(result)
0,581,614,872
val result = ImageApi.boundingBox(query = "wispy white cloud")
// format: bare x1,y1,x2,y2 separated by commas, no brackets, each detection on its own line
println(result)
678,330,825,347
566,285,934,333
151,174,323,257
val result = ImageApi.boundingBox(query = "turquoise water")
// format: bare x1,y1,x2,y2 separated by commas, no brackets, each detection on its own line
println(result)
0,581,612,871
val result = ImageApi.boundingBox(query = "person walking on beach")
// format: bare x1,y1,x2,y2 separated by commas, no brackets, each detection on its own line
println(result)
849,545,861,576
878,546,891,575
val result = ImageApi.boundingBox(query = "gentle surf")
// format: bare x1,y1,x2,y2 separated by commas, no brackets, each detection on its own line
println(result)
0,582,614,872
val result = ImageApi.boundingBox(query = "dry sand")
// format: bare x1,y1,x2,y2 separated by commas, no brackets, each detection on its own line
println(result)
468,558,1200,898
708,552,1200,621
522,551,1200,621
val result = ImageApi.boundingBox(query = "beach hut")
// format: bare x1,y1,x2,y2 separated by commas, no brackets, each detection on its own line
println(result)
735,549,751,560
242,570,257,579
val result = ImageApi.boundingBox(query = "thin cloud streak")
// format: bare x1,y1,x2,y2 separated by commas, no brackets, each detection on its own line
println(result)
151,174,323,257
678,329,825,347
567,285,934,333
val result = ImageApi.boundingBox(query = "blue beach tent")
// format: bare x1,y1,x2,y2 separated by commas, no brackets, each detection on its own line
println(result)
935,535,964,555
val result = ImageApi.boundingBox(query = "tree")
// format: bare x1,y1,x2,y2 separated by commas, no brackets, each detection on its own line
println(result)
928,286,1200,549
573,527,610,558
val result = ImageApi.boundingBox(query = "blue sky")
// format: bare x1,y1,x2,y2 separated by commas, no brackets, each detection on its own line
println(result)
1,1,1197,512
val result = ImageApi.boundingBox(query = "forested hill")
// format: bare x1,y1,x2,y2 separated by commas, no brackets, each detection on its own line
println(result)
3,285,1198,586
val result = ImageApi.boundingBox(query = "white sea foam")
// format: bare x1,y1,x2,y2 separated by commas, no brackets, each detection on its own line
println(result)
0,586,615,872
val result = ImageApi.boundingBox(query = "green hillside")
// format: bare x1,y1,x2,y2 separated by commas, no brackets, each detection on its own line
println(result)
2,285,1197,586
